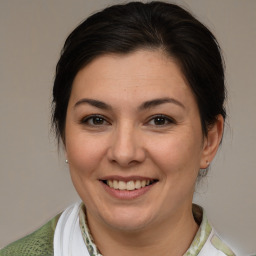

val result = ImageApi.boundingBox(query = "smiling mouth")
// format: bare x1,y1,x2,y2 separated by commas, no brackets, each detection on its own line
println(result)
101,179,158,191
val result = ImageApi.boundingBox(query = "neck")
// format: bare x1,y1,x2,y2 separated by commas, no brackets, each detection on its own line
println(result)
86,205,199,256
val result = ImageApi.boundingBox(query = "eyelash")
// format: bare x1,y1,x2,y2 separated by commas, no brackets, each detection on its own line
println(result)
146,114,176,127
80,114,110,126
80,114,176,127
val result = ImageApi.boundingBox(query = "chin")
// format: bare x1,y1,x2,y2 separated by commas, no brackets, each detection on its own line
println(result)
99,207,155,232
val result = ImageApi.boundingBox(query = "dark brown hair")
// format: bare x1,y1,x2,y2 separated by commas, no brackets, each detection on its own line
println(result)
52,1,226,144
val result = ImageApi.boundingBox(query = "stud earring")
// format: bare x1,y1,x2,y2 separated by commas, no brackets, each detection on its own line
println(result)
65,159,69,164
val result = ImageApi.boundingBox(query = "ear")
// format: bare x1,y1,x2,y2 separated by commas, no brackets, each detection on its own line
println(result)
200,115,224,169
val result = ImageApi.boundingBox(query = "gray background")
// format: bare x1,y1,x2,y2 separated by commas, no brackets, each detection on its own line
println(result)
0,0,255,255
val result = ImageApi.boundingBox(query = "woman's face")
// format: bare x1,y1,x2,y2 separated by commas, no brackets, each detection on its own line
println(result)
65,50,212,232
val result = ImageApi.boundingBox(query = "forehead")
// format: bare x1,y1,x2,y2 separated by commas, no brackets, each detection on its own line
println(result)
70,50,194,107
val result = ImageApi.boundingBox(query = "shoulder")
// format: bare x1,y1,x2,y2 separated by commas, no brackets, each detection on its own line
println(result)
0,214,61,256
188,204,236,256
210,229,236,255
198,228,236,256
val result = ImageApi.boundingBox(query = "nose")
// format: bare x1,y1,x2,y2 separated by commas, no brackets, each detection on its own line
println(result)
107,123,146,167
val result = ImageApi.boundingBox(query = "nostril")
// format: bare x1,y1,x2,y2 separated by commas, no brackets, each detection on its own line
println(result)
107,131,146,166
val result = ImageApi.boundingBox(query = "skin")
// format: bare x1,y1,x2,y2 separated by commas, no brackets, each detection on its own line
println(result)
65,49,224,256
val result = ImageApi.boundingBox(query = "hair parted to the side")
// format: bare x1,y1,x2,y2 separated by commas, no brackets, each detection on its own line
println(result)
52,1,226,146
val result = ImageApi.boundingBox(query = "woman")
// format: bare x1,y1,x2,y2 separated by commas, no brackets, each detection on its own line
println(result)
0,1,236,255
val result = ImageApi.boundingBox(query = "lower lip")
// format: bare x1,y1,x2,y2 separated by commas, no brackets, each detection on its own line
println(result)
101,182,155,200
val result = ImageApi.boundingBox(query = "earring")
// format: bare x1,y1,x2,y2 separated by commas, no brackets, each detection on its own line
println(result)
199,167,207,177
199,160,210,177
65,159,69,164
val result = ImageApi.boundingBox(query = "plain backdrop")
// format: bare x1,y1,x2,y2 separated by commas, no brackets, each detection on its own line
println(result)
0,0,255,255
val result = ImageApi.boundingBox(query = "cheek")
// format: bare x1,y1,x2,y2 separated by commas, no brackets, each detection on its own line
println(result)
65,133,107,175
148,132,202,176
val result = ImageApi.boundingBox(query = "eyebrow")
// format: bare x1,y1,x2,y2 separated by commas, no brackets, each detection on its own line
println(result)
138,97,185,110
74,98,112,110
74,97,185,111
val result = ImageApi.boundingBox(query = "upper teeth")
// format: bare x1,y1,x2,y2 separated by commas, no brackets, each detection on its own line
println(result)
107,180,151,191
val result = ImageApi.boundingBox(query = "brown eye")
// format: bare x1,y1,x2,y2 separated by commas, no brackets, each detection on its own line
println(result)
81,115,110,126
153,117,168,125
91,116,105,125
147,115,175,126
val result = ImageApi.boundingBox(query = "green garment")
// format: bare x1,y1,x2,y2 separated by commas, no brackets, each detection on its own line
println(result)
0,214,60,256
0,204,235,256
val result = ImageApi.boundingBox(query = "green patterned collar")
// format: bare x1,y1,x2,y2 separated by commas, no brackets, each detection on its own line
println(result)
184,204,212,255
78,204,212,256
79,204,102,256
